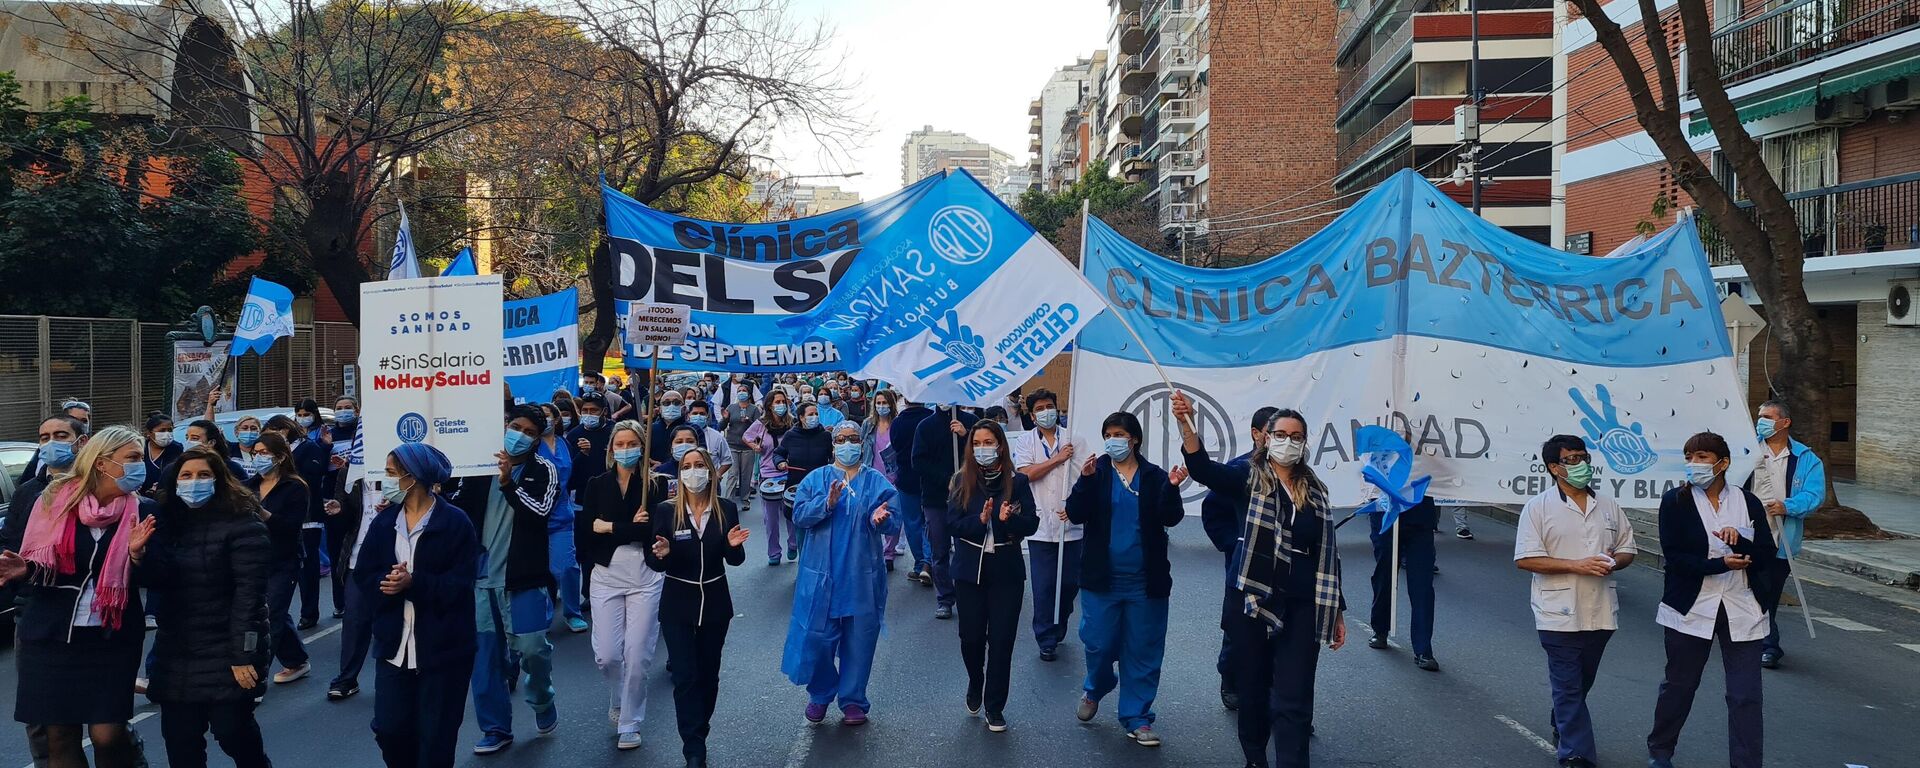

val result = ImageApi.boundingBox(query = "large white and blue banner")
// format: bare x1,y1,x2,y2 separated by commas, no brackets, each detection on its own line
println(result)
503,287,580,403
604,171,1101,406
1070,169,1754,509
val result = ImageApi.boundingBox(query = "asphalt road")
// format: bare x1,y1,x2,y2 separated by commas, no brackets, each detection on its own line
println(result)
3,509,1917,767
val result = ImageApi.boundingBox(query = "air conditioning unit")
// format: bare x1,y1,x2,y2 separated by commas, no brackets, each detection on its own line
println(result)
1816,92,1869,126
1887,77,1920,113
1889,279,1920,326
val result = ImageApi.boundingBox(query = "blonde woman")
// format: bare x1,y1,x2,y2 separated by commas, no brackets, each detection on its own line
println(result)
644,445,747,767
579,420,667,751
0,426,159,768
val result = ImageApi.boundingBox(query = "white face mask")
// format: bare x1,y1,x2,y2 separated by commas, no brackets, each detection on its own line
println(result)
1268,437,1306,466
681,468,711,494
151,430,174,447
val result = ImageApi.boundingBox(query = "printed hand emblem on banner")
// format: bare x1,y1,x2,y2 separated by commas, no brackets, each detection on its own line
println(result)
913,310,988,382
1570,384,1656,475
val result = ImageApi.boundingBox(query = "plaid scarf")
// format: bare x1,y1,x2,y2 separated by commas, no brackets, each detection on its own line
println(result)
1232,471,1343,643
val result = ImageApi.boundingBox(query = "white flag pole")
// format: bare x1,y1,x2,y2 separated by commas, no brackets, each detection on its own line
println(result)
1073,200,1176,396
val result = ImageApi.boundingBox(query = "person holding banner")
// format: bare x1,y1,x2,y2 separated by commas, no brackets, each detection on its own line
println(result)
1744,400,1824,670
580,420,668,751
722,384,762,510
1514,435,1636,768
946,420,1038,734
1173,392,1347,768
782,421,899,726
914,406,979,620
1366,427,1441,672
534,403,588,635
1646,431,1778,768
1065,411,1184,748
1011,389,1086,662
743,390,798,566
646,443,747,766
267,414,344,620
452,405,562,755
356,443,479,768
1199,406,1278,712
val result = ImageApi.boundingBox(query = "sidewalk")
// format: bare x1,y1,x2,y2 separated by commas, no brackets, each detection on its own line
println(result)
1798,481,1920,589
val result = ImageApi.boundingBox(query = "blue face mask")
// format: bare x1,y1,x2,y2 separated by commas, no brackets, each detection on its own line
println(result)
1034,409,1059,429
581,414,602,429
834,442,863,466
690,414,710,429
774,404,790,416
875,404,892,417
1685,462,1719,488
178,478,215,507
183,439,204,453
504,430,534,456
735,390,749,403
803,415,821,430
1103,437,1133,462
334,409,356,424
613,447,643,467
661,405,683,422
972,446,999,467
671,443,697,462
244,455,274,476
237,430,260,447
113,460,147,493
380,478,411,506
581,383,598,393
296,416,315,429
1755,417,1776,440
38,440,76,469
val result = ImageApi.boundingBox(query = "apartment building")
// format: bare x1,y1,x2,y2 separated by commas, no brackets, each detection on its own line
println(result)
1562,0,1920,487
1332,0,1560,245
1098,0,1339,263
900,126,1016,189
1030,57,1103,192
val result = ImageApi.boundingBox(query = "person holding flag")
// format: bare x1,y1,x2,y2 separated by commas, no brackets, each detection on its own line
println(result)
781,421,899,727
1361,426,1441,671
1011,389,1086,662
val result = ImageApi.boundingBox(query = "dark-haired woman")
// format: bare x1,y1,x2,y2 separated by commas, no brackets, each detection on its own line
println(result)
1065,412,1185,747
647,446,748,766
247,433,312,685
1645,432,1779,768
536,402,588,634
1173,392,1345,768
141,413,181,495
145,448,273,767
180,420,247,479
743,389,797,565
946,420,1038,733
770,401,832,562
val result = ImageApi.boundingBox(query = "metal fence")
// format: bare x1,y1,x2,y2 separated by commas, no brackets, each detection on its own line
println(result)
0,316,358,442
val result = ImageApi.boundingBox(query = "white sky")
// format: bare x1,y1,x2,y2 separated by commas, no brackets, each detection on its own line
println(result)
772,0,1108,202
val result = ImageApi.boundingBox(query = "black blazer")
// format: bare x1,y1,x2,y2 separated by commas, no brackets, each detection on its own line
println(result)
1067,457,1186,598
578,468,667,568
354,496,479,671
245,475,309,564
1657,485,1785,615
644,499,746,627
946,473,1040,585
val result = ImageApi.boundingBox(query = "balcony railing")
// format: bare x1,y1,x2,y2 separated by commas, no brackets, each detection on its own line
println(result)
1161,149,1203,176
1336,101,1413,171
1117,11,1146,53
1335,15,1414,113
1161,44,1198,71
1162,201,1204,227
1120,53,1155,92
1162,98,1197,122
1702,172,1920,265
1711,0,1920,89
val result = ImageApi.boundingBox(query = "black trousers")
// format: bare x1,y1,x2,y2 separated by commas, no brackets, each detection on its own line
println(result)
1368,518,1436,657
953,571,1023,715
1647,610,1763,768
159,699,270,768
330,566,376,688
1224,597,1323,768
372,661,471,768
325,515,354,610
661,618,730,762
298,527,324,623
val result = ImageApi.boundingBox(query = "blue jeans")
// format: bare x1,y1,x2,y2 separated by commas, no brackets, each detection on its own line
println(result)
1079,589,1169,731
1028,539,1082,653
894,490,930,570
266,563,309,668
1540,629,1613,764
472,588,556,738
548,528,584,622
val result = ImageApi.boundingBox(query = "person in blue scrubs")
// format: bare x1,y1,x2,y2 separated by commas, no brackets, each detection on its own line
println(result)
535,403,587,634
781,421,900,726
1065,412,1185,747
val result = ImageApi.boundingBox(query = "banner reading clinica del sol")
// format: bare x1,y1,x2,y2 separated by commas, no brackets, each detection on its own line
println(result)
1070,169,1755,510
360,275,505,479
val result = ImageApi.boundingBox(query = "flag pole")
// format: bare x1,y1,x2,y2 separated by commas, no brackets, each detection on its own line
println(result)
1073,200,1176,397
1390,516,1400,639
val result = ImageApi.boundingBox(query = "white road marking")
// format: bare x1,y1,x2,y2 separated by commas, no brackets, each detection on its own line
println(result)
303,622,344,644
1813,616,1884,632
1351,621,1402,650
783,722,816,768
1897,643,1920,655
1494,714,1555,754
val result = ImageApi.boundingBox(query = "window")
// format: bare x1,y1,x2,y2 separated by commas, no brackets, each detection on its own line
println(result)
1417,61,1468,96
1765,127,1837,193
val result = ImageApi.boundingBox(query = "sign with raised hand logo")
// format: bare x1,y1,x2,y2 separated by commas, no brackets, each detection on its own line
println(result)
1570,384,1657,475
912,310,989,381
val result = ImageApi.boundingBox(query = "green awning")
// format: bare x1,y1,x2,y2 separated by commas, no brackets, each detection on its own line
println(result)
1688,86,1818,136
1821,54,1920,98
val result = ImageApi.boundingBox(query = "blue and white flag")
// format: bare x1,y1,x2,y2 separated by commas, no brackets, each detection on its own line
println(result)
604,170,1102,407
387,202,420,280
441,246,477,277
232,276,295,356
1070,168,1753,509
503,287,580,403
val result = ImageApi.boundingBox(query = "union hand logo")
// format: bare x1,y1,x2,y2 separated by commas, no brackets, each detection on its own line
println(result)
1569,384,1656,475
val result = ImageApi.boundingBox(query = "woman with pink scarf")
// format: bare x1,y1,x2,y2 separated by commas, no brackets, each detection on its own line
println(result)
0,426,158,768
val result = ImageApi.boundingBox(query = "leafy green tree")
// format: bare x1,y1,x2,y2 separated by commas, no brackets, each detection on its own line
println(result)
1017,159,1168,260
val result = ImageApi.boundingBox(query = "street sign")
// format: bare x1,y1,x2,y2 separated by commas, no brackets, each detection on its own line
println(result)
343,364,357,398
625,302,692,346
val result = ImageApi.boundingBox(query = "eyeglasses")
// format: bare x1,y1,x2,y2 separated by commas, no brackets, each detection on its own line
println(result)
1266,430,1306,441
1555,453,1592,466
832,436,862,445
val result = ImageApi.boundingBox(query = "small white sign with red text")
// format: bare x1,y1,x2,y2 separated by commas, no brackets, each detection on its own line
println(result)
360,275,505,478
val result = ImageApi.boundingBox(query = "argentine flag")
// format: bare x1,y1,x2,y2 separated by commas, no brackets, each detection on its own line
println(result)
388,202,420,279
232,276,295,357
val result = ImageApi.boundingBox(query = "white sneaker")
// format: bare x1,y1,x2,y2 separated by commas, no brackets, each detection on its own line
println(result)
616,732,643,751
272,663,311,684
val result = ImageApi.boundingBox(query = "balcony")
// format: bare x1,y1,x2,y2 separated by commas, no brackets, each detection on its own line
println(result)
1120,53,1156,94
1029,99,1042,117
1120,145,1153,180
1157,8,1194,37
1703,172,1920,265
1117,11,1146,54
1337,101,1413,172
1161,149,1202,176
1335,14,1414,114
1161,201,1205,229
1162,97,1198,127
1118,96,1146,135
1712,0,1920,89
1029,135,1042,153
1161,44,1198,74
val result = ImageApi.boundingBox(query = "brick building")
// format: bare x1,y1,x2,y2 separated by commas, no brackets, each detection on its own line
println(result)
1561,0,1920,487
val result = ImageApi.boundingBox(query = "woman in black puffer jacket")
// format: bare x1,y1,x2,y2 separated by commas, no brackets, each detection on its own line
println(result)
144,447,274,768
